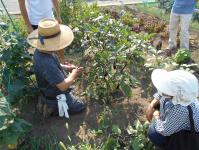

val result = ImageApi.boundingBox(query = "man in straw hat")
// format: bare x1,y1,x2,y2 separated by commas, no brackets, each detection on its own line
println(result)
27,18,86,118
146,69,199,148
18,0,65,63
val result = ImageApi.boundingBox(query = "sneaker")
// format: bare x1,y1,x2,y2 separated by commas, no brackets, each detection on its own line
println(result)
165,48,172,56
164,47,176,57
37,95,57,118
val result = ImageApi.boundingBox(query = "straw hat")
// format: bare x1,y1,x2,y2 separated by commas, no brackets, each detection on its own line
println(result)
151,69,199,106
27,18,74,51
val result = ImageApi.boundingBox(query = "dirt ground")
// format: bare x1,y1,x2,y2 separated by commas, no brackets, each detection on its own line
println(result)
191,31,199,65
21,87,149,145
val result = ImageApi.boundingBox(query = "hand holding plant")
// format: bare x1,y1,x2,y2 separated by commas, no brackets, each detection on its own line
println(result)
61,62,76,72
71,67,83,80
153,110,160,119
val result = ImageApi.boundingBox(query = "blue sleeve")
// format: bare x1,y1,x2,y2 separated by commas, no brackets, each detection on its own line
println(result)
42,60,65,86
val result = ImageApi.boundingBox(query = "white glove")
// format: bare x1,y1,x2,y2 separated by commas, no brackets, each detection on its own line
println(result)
57,94,69,118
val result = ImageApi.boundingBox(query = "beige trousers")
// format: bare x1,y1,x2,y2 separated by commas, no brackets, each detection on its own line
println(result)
168,12,193,50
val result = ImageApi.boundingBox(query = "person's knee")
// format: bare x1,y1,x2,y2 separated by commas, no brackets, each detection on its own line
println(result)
147,124,167,147
147,124,156,139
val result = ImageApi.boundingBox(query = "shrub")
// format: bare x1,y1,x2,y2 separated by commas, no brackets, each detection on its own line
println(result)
174,49,191,64
0,26,38,104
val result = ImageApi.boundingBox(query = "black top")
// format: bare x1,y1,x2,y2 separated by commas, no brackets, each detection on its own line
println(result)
33,49,66,98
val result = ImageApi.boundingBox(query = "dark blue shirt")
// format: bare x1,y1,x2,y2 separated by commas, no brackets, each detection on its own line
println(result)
33,49,66,98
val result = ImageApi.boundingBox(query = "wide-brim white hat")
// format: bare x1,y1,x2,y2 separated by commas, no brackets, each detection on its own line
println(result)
151,69,199,106
27,18,74,51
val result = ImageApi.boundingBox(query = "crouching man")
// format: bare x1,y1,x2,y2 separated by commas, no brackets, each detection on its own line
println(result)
27,18,86,118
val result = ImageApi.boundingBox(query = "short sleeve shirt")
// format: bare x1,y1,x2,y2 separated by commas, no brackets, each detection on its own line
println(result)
26,0,54,25
172,0,196,14
33,49,66,97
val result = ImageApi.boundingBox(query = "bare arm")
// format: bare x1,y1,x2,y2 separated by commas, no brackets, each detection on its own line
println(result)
56,68,83,91
146,99,160,122
52,0,62,23
60,63,76,72
56,74,76,91
18,0,33,33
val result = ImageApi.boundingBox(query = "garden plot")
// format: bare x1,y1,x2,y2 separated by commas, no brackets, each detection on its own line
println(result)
0,1,199,149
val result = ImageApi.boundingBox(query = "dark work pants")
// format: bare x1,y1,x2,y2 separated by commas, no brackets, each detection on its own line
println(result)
148,122,168,148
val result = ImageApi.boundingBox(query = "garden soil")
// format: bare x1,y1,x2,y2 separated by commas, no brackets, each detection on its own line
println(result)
20,87,149,145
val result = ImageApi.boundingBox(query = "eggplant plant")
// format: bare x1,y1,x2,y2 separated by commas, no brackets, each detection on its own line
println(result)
0,27,37,104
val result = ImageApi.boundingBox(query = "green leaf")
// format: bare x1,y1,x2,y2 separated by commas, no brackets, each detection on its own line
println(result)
120,80,132,98
135,120,143,131
102,137,118,150
0,95,12,117
0,92,32,145
59,141,67,150
112,124,121,135
95,129,103,135
0,118,31,145
174,49,191,64
132,137,141,150
7,79,25,102
0,93,13,131
13,118,32,133
0,116,14,131
127,125,137,135
143,121,150,130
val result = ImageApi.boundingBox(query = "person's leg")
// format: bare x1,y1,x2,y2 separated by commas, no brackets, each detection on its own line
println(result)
37,95,58,118
65,92,86,114
148,123,167,148
180,14,192,50
168,12,180,49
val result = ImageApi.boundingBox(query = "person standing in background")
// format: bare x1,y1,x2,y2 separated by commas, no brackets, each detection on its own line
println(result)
18,0,65,63
166,0,197,55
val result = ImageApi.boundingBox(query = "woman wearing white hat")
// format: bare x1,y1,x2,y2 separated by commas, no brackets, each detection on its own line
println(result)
27,18,86,118
146,69,199,147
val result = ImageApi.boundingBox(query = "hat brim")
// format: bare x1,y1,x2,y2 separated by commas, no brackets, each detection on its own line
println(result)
151,69,174,96
27,25,74,51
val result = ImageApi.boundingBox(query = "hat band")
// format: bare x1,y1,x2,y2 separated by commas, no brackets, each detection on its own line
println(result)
29,31,61,45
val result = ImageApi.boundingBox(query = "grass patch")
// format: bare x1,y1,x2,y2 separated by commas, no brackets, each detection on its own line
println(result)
18,134,60,150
